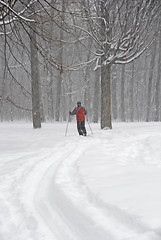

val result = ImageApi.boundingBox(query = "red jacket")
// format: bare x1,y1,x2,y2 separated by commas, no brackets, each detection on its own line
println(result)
70,106,87,121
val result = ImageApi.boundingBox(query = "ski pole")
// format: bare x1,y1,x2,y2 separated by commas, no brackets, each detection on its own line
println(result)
65,114,70,136
86,116,93,134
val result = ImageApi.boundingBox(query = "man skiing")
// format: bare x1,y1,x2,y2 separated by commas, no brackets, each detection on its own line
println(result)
69,101,87,136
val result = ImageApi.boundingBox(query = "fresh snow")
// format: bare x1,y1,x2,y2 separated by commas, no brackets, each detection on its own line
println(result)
0,121,161,240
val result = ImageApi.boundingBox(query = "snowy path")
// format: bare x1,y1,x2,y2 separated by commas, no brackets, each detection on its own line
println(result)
0,122,161,240
35,136,160,240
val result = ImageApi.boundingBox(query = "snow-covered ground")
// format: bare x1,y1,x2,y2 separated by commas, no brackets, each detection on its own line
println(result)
0,121,161,240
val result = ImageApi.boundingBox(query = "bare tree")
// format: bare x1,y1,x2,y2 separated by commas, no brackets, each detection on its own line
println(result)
1,0,161,127
77,0,161,128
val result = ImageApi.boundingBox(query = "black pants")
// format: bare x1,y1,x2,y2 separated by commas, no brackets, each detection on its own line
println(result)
77,121,87,136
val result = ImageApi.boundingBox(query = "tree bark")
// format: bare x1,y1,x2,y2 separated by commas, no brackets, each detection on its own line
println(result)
84,38,92,118
0,57,6,122
111,65,117,120
93,67,100,123
146,39,157,122
130,61,134,122
55,0,65,121
30,4,41,128
101,64,112,129
84,67,90,117
47,1,56,120
47,72,54,120
154,30,161,121
100,2,112,129
9,80,13,121
121,64,125,121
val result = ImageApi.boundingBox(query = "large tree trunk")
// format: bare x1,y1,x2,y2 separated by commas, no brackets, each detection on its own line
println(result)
30,4,41,128
146,39,157,122
100,2,112,129
101,64,112,129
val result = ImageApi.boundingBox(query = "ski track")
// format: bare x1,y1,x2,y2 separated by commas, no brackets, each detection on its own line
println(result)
35,136,160,240
1,131,160,240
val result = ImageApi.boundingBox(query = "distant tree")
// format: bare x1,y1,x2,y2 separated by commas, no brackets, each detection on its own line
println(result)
130,61,135,122
146,39,157,121
1,0,161,126
154,20,161,121
55,0,65,121
0,0,65,125
0,0,34,122
120,64,125,121
111,65,118,120
93,67,100,123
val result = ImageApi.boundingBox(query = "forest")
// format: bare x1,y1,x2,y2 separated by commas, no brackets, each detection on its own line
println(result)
0,0,161,129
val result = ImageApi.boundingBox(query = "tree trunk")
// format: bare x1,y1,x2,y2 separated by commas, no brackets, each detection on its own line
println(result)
0,77,5,122
30,4,41,128
68,73,72,122
120,64,125,121
84,67,90,117
130,61,134,121
0,39,7,122
93,67,100,123
10,80,13,121
101,64,112,129
142,54,148,121
111,65,118,120
47,72,54,120
47,0,56,120
55,68,63,121
154,30,161,121
100,2,112,129
146,39,157,122
55,0,65,121
84,38,92,118
0,60,6,122
62,82,67,121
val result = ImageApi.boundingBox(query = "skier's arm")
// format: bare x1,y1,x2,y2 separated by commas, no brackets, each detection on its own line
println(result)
84,108,87,115
69,107,77,115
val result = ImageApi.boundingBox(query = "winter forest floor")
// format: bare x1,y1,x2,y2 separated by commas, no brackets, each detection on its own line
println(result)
0,121,161,240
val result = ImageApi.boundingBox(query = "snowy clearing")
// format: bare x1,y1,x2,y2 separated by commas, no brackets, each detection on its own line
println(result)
0,122,161,240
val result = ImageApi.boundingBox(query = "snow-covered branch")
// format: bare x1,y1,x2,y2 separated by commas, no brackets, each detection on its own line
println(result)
0,96,31,111
0,0,35,25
